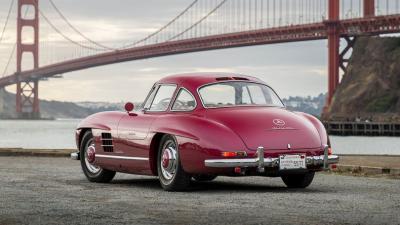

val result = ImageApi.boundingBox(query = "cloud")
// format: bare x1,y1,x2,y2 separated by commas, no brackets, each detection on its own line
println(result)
308,68,327,76
138,67,161,72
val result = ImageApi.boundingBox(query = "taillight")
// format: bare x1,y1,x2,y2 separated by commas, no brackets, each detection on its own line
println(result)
222,152,237,157
221,151,247,157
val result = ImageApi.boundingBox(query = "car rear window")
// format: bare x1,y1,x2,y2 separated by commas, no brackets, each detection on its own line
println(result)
199,81,284,108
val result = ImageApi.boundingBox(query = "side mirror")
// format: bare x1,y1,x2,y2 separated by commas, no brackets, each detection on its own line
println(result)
124,102,137,116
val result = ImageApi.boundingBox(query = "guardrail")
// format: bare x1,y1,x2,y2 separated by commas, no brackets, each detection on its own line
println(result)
324,121,400,136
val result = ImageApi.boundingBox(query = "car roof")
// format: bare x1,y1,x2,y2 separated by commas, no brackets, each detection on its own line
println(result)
157,72,264,90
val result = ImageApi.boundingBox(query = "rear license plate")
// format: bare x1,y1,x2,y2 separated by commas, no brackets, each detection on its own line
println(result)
279,154,306,170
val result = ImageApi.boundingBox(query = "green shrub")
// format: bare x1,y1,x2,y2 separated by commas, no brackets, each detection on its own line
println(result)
366,95,397,112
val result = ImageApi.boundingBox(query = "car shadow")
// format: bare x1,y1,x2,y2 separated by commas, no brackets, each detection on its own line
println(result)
111,178,161,190
109,177,327,194
188,180,324,193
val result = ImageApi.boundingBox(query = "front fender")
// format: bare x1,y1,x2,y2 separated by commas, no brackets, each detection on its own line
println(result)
77,111,125,130
75,111,125,149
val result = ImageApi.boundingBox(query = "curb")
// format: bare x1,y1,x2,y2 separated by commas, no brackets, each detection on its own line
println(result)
0,148,75,157
332,164,400,176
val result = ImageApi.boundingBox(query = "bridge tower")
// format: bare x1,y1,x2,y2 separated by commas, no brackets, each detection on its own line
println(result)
364,0,375,18
324,0,375,115
16,0,40,119
326,0,340,108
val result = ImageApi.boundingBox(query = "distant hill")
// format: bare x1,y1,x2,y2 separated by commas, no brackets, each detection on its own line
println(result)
0,88,121,119
1,88,326,119
282,93,326,117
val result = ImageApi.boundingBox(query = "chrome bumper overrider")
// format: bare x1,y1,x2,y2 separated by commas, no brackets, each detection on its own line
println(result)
204,146,339,171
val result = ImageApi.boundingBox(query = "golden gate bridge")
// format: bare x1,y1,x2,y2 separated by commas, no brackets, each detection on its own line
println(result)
0,0,400,118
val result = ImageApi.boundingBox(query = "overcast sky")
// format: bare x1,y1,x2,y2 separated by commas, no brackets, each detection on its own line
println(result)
0,0,331,103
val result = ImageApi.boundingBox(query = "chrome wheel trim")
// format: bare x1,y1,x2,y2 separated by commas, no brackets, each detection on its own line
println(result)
84,140,101,174
160,140,178,182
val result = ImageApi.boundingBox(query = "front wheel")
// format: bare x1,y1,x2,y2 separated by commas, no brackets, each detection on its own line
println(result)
157,135,190,191
80,131,116,183
281,172,315,188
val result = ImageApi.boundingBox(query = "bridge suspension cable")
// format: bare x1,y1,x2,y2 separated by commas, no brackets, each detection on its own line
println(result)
47,0,115,51
121,0,199,48
167,0,228,42
0,0,15,45
37,7,106,51
1,43,16,78
4,0,400,78
1,0,16,78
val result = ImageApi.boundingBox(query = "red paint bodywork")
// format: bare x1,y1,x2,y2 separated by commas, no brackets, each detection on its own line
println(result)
76,73,329,176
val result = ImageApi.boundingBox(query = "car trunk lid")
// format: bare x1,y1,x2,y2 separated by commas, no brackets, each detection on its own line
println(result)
205,107,322,150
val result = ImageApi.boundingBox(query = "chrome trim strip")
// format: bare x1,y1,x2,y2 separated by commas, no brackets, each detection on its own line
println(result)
96,154,149,161
205,154,339,168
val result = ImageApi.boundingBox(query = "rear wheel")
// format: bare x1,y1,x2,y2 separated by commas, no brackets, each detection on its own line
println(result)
281,172,315,188
192,175,217,182
157,135,190,191
80,131,116,183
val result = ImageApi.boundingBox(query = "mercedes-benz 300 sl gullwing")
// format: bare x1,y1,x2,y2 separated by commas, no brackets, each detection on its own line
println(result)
71,73,339,191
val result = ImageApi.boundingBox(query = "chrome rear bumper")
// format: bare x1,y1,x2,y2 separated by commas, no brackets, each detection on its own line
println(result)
204,146,339,171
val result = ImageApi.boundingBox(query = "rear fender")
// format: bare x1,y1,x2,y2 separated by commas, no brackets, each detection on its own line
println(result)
295,112,328,146
150,115,247,174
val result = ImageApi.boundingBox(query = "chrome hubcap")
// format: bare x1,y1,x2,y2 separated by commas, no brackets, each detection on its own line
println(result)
87,145,96,163
84,141,101,174
160,141,178,181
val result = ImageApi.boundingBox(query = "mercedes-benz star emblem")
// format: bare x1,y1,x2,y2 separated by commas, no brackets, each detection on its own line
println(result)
273,119,285,126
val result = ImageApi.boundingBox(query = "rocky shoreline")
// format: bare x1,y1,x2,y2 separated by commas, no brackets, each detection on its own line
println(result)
325,37,400,122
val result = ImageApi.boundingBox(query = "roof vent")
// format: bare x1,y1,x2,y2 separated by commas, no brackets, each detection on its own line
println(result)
216,77,233,81
232,77,249,81
216,77,249,81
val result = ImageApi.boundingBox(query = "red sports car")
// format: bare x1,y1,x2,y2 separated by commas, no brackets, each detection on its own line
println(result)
71,73,339,191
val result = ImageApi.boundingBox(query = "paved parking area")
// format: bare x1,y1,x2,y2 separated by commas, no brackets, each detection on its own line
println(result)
0,157,399,225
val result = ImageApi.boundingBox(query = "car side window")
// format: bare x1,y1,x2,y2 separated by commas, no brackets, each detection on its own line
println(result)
149,85,177,111
172,88,196,111
143,86,158,110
